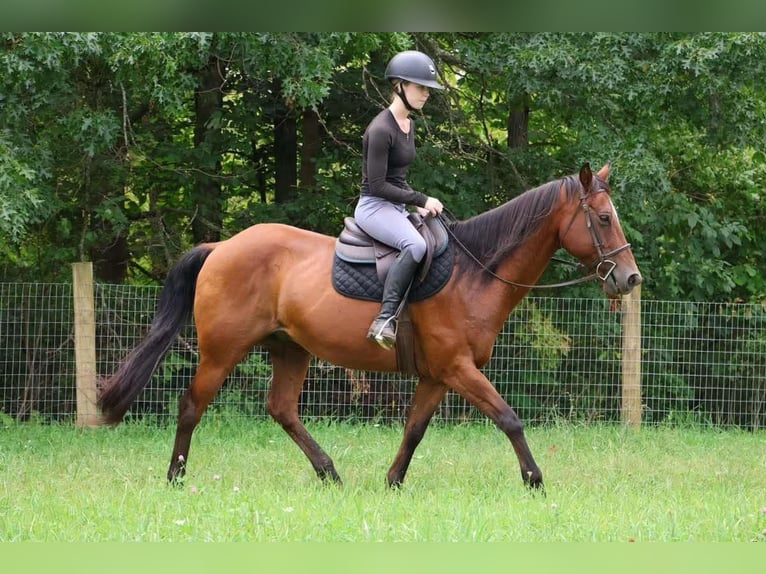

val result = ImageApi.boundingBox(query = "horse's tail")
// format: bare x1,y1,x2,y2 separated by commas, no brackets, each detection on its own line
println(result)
98,245,215,424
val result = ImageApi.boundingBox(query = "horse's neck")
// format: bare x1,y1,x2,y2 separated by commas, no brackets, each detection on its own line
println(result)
474,222,560,326
501,222,560,285
447,227,557,360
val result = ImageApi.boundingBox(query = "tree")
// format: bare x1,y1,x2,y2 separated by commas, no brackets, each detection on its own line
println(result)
425,32,766,301
1,33,765,303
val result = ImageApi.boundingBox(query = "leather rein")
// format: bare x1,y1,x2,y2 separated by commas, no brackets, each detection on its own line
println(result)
439,188,632,290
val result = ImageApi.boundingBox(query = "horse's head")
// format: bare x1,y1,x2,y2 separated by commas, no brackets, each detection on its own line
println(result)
558,163,642,297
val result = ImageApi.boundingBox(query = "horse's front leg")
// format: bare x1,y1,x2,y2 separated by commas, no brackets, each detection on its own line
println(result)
444,360,543,490
386,377,448,487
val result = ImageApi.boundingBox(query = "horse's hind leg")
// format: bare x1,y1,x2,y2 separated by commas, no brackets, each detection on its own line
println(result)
386,377,448,488
266,341,341,483
167,356,239,483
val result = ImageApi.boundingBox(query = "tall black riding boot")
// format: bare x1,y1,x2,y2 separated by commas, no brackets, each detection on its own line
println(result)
367,249,420,350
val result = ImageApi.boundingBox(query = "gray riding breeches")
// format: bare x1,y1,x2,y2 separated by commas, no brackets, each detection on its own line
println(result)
354,195,426,263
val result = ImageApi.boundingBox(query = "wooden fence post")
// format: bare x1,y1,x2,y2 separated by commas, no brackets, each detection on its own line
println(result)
621,284,642,428
72,262,102,427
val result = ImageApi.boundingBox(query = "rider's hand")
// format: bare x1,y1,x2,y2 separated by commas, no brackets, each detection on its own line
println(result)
424,196,443,216
416,206,430,218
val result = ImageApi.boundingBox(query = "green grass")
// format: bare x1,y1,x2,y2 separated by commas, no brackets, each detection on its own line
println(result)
1,418,764,541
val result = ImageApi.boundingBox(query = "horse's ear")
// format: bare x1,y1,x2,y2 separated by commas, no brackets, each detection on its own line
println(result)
596,163,610,182
579,162,593,191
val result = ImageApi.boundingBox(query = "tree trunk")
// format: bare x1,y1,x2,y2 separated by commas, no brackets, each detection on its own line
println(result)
273,80,298,204
507,94,529,149
91,233,129,283
92,103,151,283
299,107,321,190
250,137,268,204
191,53,225,244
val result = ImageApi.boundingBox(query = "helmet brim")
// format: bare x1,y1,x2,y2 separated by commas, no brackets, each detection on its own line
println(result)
387,75,445,90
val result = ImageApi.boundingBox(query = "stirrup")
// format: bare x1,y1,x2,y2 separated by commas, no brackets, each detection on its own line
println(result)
367,316,397,350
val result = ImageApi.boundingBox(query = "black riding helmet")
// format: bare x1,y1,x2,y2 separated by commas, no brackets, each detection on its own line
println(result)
384,50,444,90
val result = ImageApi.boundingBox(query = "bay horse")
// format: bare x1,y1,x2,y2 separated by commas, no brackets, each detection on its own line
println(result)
98,163,641,490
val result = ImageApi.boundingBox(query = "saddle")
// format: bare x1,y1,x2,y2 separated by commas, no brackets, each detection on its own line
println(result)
332,213,453,376
335,212,449,284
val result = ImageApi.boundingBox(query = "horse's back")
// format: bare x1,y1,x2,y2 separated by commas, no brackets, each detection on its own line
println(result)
233,222,333,250
202,223,332,270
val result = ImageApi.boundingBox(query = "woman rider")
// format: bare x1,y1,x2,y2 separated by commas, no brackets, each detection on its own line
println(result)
354,50,445,350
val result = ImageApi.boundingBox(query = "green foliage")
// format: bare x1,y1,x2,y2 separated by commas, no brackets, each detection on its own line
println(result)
0,130,55,242
1,33,765,302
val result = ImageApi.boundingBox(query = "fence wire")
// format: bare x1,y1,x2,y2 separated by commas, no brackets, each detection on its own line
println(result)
1,282,764,427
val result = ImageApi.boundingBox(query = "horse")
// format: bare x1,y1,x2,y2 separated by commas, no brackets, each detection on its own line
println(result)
98,162,641,490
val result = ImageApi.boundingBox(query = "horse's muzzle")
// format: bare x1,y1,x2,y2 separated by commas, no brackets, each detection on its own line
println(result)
604,267,642,296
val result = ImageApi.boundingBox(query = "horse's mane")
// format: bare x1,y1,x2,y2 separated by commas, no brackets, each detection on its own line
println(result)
448,174,582,281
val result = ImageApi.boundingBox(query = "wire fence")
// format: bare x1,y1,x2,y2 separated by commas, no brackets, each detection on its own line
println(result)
1,281,764,428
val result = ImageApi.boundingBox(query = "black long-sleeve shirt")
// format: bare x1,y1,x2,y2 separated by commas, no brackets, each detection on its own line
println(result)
360,109,428,207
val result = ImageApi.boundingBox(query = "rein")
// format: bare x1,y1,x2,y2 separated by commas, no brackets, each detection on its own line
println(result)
438,189,631,290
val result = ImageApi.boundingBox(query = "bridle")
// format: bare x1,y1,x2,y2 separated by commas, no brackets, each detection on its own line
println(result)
440,185,632,290
560,187,633,282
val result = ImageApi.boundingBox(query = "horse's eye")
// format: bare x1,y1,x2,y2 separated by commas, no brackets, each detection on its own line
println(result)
599,213,611,224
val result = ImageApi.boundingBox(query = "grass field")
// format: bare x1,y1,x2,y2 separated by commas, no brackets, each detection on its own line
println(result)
1,417,764,542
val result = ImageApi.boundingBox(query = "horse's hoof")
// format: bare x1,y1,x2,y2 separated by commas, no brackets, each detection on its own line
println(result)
523,470,544,492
